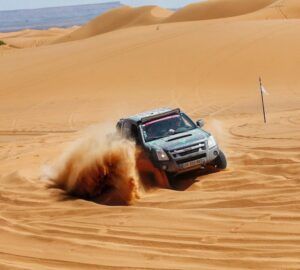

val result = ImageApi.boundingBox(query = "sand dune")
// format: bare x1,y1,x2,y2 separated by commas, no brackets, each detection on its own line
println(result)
165,0,276,22
0,27,77,48
54,6,173,44
1,0,300,269
237,0,300,20
53,0,300,45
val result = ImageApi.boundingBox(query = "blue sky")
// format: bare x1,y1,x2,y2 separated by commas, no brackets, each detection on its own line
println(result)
0,0,199,10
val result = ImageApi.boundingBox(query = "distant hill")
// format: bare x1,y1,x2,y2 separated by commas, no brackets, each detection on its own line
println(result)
0,2,122,33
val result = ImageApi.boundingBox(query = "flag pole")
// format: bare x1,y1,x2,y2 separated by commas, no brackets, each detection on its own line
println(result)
259,77,267,124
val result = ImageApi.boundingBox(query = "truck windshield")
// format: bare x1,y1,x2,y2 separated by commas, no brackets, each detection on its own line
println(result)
141,113,197,142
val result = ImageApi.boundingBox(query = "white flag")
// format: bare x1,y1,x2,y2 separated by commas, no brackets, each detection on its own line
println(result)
261,85,269,95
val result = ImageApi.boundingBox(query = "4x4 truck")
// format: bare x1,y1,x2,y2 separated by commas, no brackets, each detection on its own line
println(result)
117,108,227,184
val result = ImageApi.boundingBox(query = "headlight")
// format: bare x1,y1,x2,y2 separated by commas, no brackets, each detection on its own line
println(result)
207,136,217,149
156,149,169,161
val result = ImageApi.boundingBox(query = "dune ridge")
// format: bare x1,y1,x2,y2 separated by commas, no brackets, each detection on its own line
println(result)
236,0,300,20
6,0,300,46
165,0,277,22
53,0,300,44
53,5,173,44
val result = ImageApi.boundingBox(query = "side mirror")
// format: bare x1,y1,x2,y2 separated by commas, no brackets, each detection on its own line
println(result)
196,119,205,128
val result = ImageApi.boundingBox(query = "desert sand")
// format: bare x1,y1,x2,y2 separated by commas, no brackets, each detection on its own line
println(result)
0,27,78,49
0,0,300,269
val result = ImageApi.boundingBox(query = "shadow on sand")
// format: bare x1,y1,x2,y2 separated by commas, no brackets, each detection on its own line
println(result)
170,167,219,191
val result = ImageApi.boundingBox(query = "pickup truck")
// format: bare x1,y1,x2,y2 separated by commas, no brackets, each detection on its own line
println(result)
117,108,227,181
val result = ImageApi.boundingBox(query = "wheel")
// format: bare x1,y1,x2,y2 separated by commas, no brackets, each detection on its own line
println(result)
213,150,227,170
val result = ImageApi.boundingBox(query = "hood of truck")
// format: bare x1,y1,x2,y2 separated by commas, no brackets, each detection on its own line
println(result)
146,128,209,151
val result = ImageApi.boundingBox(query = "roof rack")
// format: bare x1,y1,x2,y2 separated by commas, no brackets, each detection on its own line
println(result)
141,108,180,124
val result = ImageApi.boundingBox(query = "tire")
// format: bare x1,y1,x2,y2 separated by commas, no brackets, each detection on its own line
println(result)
213,150,227,170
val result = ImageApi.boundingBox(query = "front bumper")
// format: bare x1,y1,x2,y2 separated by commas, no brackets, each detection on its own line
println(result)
156,142,219,174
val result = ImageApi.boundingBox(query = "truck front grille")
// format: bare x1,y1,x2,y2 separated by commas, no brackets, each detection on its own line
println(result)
169,141,206,158
179,148,199,156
